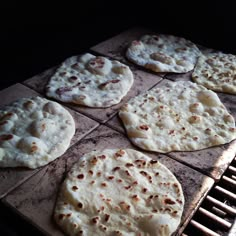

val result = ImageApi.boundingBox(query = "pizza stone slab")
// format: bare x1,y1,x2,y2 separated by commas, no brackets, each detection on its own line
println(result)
90,27,154,64
22,65,162,123
0,84,99,198
3,125,214,236
90,27,167,77
23,67,57,94
106,79,236,180
217,92,236,120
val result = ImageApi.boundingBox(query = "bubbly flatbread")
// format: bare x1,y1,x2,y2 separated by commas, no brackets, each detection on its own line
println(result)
192,52,236,94
119,81,236,153
126,34,201,73
54,149,184,236
0,97,75,168
46,53,134,107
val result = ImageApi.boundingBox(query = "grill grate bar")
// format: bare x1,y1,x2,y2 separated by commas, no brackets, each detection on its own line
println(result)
214,185,236,201
182,156,236,235
198,207,232,229
228,165,236,175
190,219,221,236
212,206,227,217
206,195,236,216
222,176,236,187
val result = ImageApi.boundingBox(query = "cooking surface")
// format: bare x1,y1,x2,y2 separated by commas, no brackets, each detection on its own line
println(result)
0,84,98,198
3,125,214,236
0,28,235,235
23,62,163,123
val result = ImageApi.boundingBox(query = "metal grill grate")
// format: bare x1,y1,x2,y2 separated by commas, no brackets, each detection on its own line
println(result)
182,157,236,236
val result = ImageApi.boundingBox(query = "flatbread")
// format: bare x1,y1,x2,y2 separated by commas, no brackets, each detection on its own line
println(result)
54,149,184,236
119,81,236,153
0,97,75,168
192,52,236,94
46,53,134,107
126,34,202,73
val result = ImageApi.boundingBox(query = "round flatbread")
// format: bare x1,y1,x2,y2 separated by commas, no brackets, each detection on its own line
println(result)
119,81,236,153
126,34,202,73
54,149,184,236
46,53,134,107
192,52,236,94
0,97,75,168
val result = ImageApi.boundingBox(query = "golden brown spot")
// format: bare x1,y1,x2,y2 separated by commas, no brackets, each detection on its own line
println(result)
164,208,172,212
58,214,65,220
125,163,134,167
0,134,13,141
0,121,8,126
77,174,84,179
132,195,140,201
23,101,34,109
41,123,46,132
30,145,38,153
140,171,148,176
98,155,106,159
90,156,98,165
115,149,125,157
104,214,110,222
139,124,149,130
124,185,131,190
177,199,183,204
72,186,78,191
164,198,176,205
91,217,99,224
113,166,120,171
150,160,158,164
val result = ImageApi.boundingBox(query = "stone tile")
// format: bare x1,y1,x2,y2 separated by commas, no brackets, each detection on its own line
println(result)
90,27,166,77
217,92,236,120
21,61,162,123
167,140,236,180
0,84,99,198
3,125,214,236
105,114,125,134
23,67,57,94
90,27,153,63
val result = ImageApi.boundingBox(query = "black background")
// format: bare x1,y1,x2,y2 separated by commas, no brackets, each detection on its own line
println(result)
1,1,236,90
0,0,236,235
